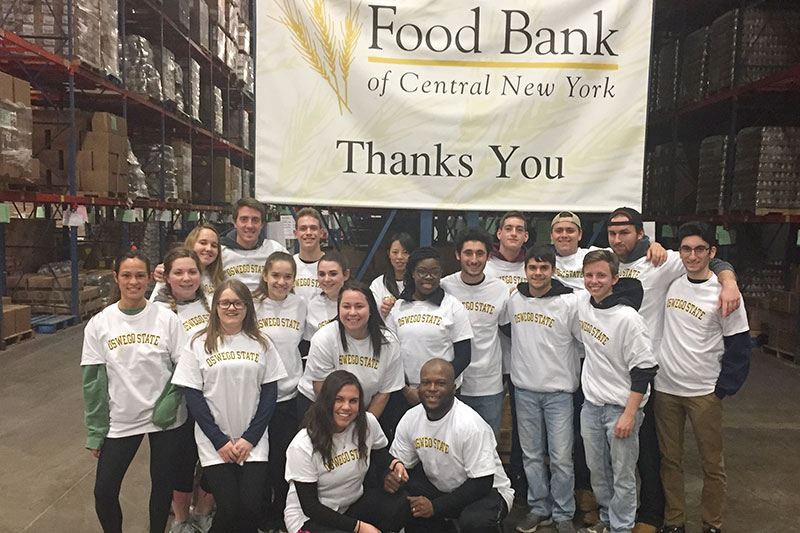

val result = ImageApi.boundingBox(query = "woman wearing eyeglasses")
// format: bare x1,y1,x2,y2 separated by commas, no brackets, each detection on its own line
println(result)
172,279,287,533
385,247,473,417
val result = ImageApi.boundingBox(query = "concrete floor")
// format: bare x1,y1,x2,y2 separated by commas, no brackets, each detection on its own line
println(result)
1,324,799,533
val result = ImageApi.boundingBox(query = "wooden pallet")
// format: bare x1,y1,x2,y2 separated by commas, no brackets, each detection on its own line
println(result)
1,329,35,350
762,344,799,364
0,181,41,193
31,314,76,334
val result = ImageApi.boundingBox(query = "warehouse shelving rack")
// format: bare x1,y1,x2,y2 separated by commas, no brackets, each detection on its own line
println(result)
0,0,254,346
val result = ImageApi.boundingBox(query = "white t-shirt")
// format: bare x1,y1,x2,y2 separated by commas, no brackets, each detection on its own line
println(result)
172,332,288,466
619,250,685,350
255,293,307,402
369,274,404,310
80,302,187,438
655,274,749,397
502,288,582,393
577,295,657,408
440,273,508,396
284,412,387,533
554,247,601,292
293,253,321,303
149,272,215,302
386,294,474,387
154,297,211,340
298,321,405,404
221,238,289,291
484,256,526,288
484,256,523,373
305,291,339,341
390,399,514,510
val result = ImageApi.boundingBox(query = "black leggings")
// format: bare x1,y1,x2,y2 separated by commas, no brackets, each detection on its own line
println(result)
94,428,180,533
264,398,298,523
301,487,410,533
174,417,199,493
203,461,269,533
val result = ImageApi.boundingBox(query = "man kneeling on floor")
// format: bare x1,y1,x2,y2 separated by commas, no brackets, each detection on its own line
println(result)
385,358,514,532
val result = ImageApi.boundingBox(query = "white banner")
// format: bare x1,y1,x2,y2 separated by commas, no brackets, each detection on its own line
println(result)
256,0,653,211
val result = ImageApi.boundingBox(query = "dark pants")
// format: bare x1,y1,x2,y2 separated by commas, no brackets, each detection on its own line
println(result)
381,390,413,444
404,466,508,533
94,428,180,533
301,487,410,532
636,393,665,527
174,417,199,493
204,461,269,533
506,378,528,501
573,367,592,492
264,398,298,524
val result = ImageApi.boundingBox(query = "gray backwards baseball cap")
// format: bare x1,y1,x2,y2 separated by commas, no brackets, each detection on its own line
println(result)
551,211,582,231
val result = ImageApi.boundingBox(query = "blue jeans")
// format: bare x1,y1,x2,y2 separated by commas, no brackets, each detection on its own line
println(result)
459,391,505,440
581,401,644,533
514,388,575,521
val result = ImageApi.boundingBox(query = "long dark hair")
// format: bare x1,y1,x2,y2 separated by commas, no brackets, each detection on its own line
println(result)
383,232,416,298
160,248,210,313
198,279,269,354
337,280,388,359
304,371,369,468
111,249,151,303
252,251,297,301
399,246,441,301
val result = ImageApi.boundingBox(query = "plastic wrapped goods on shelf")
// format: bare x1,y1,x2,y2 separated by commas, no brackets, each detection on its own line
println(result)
192,155,231,204
191,0,210,51
100,0,120,77
0,72,35,183
709,7,800,94
177,57,201,121
235,53,253,94
201,84,224,134
170,140,192,202
135,144,179,200
230,164,242,203
208,0,226,30
211,24,226,62
679,26,710,105
227,108,249,149
655,39,679,112
237,21,251,54
126,140,149,198
645,143,691,216
696,135,730,215
153,46,184,111
730,127,800,213
164,0,191,32
123,35,163,100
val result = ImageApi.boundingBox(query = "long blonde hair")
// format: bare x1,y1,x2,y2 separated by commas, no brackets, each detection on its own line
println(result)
198,279,269,354
185,224,224,288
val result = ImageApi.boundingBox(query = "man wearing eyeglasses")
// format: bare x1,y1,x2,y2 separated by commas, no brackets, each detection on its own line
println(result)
654,222,750,533
605,208,741,533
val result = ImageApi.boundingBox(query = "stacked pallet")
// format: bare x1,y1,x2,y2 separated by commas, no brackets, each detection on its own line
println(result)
729,127,800,213
2,296,33,347
696,135,730,214
11,273,104,317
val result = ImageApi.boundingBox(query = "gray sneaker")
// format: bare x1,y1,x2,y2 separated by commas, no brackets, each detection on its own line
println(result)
578,522,609,533
557,520,577,533
192,513,213,533
169,520,196,533
517,513,554,533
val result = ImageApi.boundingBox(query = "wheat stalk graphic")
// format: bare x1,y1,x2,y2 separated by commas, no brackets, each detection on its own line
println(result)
273,0,361,115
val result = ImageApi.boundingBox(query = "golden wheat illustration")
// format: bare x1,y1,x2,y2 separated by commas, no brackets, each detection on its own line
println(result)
273,0,361,115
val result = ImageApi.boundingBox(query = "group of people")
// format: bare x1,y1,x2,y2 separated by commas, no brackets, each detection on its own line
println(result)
81,199,751,533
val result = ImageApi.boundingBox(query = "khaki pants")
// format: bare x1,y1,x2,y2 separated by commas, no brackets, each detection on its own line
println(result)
655,391,726,529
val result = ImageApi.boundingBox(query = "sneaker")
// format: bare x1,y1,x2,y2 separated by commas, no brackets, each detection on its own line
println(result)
192,513,213,533
578,522,609,533
703,528,722,533
632,524,658,533
516,513,554,533
660,527,685,533
556,520,577,533
169,520,196,533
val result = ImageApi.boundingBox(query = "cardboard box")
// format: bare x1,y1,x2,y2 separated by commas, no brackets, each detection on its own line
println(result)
0,71,30,104
2,304,31,337
91,112,127,137
25,273,86,290
192,155,231,204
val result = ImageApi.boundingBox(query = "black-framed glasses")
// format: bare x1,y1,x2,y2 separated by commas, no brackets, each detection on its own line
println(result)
414,268,442,279
218,300,245,310
679,245,711,255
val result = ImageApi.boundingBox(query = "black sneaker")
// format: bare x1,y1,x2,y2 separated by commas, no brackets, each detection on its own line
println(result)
660,527,685,533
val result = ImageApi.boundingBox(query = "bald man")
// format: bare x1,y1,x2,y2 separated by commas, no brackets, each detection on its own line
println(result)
387,359,514,533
